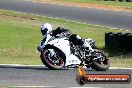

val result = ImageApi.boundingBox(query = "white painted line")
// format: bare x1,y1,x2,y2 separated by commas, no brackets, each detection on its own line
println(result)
67,87,103,88
11,86,103,88
0,64,44,67
0,64,132,69
29,0,132,16
46,16,128,31
110,67,132,70
10,86,56,88
1,9,128,32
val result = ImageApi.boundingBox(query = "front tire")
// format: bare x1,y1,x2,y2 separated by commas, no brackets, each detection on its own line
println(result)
41,46,65,70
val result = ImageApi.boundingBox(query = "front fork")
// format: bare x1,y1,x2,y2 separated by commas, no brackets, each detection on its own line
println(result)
48,49,55,57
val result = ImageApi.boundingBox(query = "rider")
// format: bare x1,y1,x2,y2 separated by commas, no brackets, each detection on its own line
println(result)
37,23,93,52
37,23,71,52
37,23,53,52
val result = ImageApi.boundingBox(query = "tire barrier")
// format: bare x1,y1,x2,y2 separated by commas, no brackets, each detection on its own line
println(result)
105,32,132,52
126,0,132,1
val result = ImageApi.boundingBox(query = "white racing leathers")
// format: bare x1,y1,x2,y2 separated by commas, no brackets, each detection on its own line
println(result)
37,34,51,51
37,34,56,57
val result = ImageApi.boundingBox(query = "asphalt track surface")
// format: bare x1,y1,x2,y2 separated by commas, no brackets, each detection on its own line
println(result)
0,0,132,31
0,65,131,87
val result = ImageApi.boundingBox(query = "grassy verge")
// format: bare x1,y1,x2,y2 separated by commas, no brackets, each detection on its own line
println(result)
110,57,132,68
0,9,131,67
63,0,132,9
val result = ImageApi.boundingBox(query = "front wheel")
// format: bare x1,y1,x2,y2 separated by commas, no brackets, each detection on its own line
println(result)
41,46,65,70
90,50,110,71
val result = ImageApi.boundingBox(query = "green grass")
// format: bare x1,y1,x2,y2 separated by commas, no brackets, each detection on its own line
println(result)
0,9,131,67
110,57,132,68
63,0,132,9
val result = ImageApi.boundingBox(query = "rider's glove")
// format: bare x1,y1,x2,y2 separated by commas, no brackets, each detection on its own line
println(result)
37,46,42,52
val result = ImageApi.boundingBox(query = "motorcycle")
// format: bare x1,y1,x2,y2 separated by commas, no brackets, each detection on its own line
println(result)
38,33,110,71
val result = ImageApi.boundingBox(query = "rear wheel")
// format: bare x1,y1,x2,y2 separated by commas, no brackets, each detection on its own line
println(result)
90,50,110,71
41,47,65,70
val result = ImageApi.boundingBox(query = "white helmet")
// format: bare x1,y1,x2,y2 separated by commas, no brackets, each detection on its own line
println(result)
40,23,52,36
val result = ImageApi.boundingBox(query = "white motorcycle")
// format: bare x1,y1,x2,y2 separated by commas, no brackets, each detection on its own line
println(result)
38,33,110,71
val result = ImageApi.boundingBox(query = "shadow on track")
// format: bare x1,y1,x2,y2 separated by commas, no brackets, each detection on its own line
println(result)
0,65,94,71
0,65,70,70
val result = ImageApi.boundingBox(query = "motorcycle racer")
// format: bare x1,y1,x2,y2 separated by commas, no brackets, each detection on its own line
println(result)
37,23,109,70
37,23,94,52
37,23,53,52
37,23,71,51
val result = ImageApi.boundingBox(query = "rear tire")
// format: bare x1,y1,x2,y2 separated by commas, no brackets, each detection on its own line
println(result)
90,51,110,71
91,59,109,71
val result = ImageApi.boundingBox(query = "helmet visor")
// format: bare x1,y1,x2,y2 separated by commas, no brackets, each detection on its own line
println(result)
41,28,48,35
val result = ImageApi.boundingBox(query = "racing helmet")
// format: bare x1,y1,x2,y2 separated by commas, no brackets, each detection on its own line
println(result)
40,23,52,36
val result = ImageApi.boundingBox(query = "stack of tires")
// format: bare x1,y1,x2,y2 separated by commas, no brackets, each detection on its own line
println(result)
105,32,132,52
126,0,132,2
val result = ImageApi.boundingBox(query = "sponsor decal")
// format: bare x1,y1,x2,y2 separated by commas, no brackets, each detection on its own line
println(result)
76,66,131,85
